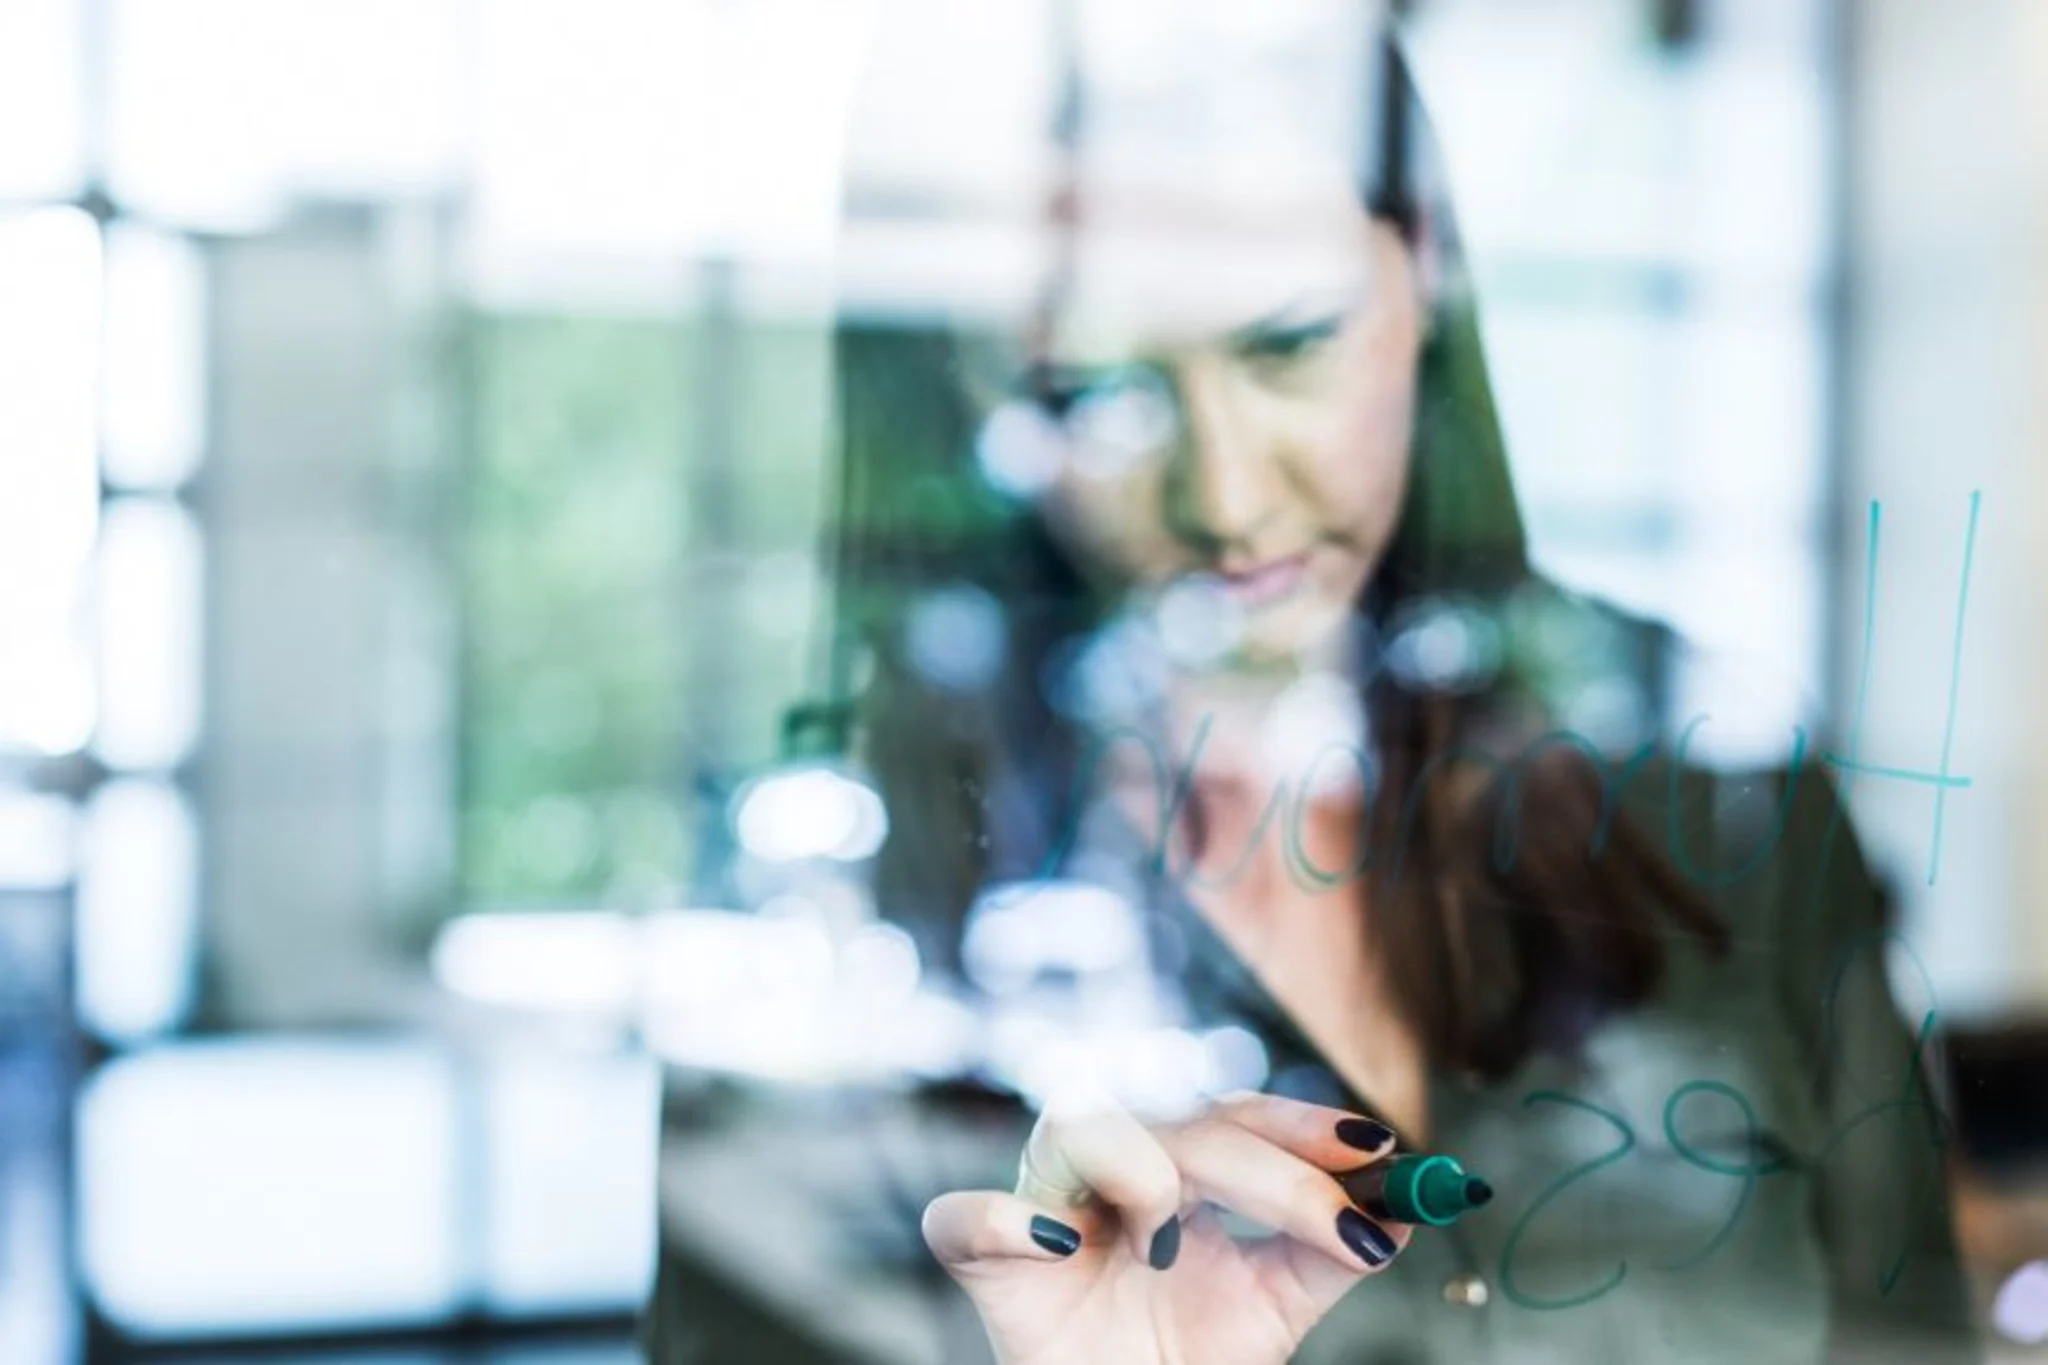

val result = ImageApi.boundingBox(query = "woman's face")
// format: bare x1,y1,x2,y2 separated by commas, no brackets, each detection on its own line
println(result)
1002,190,1427,672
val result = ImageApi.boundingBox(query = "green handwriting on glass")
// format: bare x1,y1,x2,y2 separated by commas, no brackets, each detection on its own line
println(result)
1034,495,1979,905
1495,930,1949,1311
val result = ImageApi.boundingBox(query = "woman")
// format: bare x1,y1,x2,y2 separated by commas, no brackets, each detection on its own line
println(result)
646,14,1977,1365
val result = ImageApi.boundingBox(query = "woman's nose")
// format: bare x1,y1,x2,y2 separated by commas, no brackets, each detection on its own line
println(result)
1167,354,1283,553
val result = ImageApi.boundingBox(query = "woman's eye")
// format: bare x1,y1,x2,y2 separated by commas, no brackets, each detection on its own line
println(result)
1020,365,1100,419
1235,313,1344,367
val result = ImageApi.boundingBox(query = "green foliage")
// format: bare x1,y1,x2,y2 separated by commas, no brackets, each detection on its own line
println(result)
459,311,831,908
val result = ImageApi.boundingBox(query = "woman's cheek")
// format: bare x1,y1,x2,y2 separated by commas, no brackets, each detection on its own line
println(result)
1043,467,1181,593
1292,375,1409,554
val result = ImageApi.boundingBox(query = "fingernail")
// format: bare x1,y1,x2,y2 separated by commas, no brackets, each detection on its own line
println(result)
1337,1208,1397,1268
1336,1117,1395,1151
1147,1216,1181,1271
1030,1215,1081,1257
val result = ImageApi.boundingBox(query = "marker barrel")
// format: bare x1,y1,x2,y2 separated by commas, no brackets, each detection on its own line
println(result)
1339,1153,1494,1227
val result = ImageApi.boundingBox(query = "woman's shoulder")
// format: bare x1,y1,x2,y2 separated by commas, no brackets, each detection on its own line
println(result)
1504,580,1834,869
1500,577,1816,766
1504,581,1896,1002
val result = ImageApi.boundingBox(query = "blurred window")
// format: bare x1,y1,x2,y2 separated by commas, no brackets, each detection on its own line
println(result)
456,309,833,909
0,208,101,757
449,0,1835,914
1413,0,1832,724
0,0,86,203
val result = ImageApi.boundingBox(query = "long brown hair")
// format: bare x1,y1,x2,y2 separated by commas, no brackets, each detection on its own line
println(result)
829,34,1728,1082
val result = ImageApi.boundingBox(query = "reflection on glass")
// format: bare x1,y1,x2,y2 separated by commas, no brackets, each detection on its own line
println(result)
479,1051,660,1315
0,791,77,890
1995,1260,2048,1346
106,0,462,229
76,779,197,1042
731,764,888,864
0,207,99,755
0,0,84,202
470,0,862,269
76,1042,463,1335
432,910,638,1016
92,498,203,772
102,227,206,491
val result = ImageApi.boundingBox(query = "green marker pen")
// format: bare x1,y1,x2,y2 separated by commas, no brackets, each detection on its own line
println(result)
1339,1153,1494,1227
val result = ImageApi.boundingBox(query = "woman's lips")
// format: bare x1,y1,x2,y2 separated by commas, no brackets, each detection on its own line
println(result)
1214,552,1312,608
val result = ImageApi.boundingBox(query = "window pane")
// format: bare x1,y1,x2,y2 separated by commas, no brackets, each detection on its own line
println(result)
77,1042,464,1335
479,1051,659,1314
106,0,463,229
102,227,206,491
0,0,85,202
76,779,198,1042
0,208,99,756
93,499,204,772
470,0,863,270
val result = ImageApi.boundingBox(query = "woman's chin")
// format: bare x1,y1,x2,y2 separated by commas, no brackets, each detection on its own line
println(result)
1223,594,1356,672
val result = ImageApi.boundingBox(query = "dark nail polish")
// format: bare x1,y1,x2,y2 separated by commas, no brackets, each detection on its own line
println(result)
1337,1208,1397,1268
1148,1216,1181,1270
1336,1117,1395,1151
1030,1215,1081,1257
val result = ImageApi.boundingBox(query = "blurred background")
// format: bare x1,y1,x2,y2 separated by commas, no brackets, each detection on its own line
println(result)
3,0,2048,1361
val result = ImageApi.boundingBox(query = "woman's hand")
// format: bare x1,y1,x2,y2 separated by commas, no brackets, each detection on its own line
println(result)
922,1090,1409,1365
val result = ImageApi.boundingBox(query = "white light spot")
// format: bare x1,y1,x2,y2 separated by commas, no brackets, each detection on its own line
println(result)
431,912,635,1015
732,765,889,863
1049,620,1169,723
1201,1025,1271,1096
1113,1029,1211,1121
1263,671,1371,798
842,922,921,1001
77,781,196,1041
1155,575,1242,671
1994,1261,2048,1344
1563,675,1647,748
905,584,1006,693
1386,599,1502,691
975,399,1066,499
1066,375,1175,475
963,880,1144,993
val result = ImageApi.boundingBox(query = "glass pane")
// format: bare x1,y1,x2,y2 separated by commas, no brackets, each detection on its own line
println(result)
0,891,70,1025
479,1051,659,1315
76,779,198,1042
463,315,690,907
0,889,76,1365
0,792,77,891
469,0,864,270
92,498,204,772
106,0,463,229
0,207,100,756
460,309,833,911
1414,0,1830,717
102,227,206,491
0,0,85,202
76,1042,463,1335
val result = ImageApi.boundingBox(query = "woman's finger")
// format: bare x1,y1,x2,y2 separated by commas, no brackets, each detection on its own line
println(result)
1160,1115,1409,1275
1210,1091,1400,1172
922,1190,1085,1272
1017,1097,1184,1268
